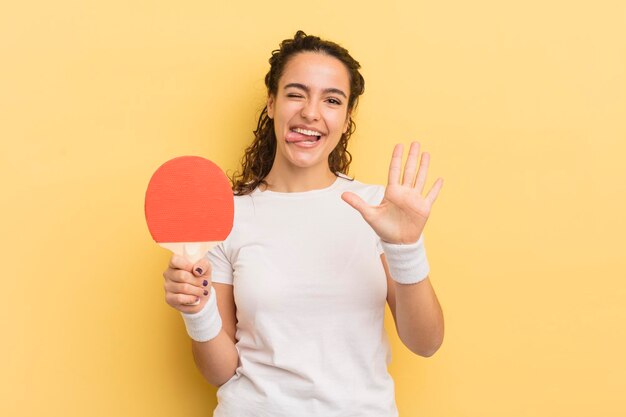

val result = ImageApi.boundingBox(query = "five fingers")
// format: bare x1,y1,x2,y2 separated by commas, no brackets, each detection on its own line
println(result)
390,141,443,203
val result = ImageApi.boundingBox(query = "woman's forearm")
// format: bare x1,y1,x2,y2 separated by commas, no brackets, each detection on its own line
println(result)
191,330,239,387
394,277,444,357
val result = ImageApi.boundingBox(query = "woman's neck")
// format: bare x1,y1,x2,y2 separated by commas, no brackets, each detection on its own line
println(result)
261,165,337,193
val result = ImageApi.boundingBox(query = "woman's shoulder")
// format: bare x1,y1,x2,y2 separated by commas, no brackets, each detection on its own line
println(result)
335,173,385,205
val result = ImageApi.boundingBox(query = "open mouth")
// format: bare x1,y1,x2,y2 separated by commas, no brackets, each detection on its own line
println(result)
287,127,323,143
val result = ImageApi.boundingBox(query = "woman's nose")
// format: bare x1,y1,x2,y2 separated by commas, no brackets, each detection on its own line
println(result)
300,100,321,121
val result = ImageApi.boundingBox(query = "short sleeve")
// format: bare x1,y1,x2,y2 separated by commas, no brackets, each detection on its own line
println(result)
376,239,384,256
206,242,234,285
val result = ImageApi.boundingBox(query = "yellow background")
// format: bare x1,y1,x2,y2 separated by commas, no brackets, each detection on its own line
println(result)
2,1,625,416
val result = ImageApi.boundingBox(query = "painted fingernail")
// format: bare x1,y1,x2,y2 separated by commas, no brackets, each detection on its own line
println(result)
195,267,203,275
203,289,209,296
202,279,208,287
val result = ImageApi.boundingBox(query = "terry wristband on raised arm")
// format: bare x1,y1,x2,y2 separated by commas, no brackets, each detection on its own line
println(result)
181,286,222,342
381,236,430,285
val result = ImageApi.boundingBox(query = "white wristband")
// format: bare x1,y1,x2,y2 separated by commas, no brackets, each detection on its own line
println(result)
181,286,223,342
381,236,430,284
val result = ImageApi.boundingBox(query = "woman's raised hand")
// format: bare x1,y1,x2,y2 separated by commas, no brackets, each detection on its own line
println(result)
163,254,213,314
341,141,444,244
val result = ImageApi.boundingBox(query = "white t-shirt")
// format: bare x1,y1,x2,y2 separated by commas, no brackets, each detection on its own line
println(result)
208,174,399,417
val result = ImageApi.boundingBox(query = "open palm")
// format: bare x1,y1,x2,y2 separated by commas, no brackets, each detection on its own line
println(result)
341,142,444,244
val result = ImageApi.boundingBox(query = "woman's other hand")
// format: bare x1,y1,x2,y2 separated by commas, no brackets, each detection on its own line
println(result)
341,141,444,244
163,254,212,314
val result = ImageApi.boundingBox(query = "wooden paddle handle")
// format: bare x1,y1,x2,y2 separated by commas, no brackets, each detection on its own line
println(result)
159,241,219,263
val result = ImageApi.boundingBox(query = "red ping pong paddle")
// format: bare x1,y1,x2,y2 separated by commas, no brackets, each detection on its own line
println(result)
145,156,234,266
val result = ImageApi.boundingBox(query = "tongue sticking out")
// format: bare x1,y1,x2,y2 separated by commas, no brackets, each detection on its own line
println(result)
285,130,320,143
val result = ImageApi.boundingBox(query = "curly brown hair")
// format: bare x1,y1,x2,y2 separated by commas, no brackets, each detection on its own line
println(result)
230,31,365,195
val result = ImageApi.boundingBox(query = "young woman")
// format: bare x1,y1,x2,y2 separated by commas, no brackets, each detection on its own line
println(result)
163,31,445,417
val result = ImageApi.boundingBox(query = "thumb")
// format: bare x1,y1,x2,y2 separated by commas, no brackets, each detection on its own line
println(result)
192,257,212,278
341,191,372,218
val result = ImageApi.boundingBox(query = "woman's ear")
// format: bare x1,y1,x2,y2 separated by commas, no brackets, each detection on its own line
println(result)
267,95,275,119
343,111,352,133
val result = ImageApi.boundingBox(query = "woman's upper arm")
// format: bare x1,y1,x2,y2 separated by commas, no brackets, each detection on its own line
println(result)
213,283,237,345
381,253,398,325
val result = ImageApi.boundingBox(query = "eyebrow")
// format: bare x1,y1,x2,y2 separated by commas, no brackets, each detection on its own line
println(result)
283,83,348,99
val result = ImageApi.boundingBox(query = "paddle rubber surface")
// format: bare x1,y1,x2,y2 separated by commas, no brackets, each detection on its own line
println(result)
145,156,234,243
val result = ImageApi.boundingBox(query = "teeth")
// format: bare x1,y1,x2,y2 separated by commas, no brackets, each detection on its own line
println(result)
292,127,322,137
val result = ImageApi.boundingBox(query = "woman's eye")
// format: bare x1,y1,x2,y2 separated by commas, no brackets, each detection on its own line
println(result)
327,98,342,105
287,93,303,98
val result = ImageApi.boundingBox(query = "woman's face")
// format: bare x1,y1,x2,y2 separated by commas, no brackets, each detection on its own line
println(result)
267,52,351,173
